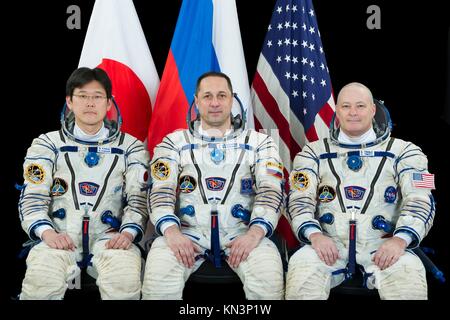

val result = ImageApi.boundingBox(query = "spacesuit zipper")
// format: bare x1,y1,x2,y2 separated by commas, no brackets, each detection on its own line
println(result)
210,208,222,268
348,209,357,275
79,215,92,268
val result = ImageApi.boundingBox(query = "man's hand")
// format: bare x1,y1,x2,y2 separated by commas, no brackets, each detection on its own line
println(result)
372,237,407,270
310,232,339,266
42,229,76,251
226,226,265,268
105,231,134,250
165,225,201,268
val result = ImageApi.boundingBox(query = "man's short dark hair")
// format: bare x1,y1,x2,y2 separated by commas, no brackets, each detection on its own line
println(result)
66,67,112,99
195,71,233,96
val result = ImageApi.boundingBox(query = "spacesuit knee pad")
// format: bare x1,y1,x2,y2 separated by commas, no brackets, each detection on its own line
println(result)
239,240,284,300
377,253,427,300
285,247,332,300
20,244,79,300
142,239,187,299
93,246,142,300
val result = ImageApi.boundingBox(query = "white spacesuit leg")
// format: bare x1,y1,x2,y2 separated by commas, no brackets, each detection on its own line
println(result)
91,239,142,300
141,236,199,299
20,242,80,300
232,237,284,300
285,245,347,300
366,251,427,300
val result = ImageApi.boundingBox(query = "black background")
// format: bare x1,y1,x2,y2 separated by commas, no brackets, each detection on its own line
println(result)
2,0,449,312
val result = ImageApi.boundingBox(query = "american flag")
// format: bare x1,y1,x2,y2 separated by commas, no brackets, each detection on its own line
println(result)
251,0,335,172
412,173,435,189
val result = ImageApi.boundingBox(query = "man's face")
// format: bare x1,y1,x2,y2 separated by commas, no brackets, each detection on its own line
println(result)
195,76,233,129
66,80,111,128
336,86,376,137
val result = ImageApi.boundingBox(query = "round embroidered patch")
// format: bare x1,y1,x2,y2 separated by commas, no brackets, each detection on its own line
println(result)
51,177,68,196
179,175,197,193
318,185,336,202
151,161,170,181
25,163,45,184
292,171,309,191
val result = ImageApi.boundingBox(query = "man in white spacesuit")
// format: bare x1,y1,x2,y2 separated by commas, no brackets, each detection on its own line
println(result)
141,71,284,299
285,82,435,300
18,67,149,299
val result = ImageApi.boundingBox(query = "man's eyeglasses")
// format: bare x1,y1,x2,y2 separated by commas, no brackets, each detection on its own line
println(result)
73,94,108,103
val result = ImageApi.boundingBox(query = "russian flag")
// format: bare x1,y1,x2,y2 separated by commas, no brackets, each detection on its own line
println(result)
79,0,160,142
147,0,254,155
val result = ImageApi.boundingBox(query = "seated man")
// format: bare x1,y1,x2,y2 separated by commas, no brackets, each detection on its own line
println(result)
142,71,284,300
18,67,149,299
285,82,435,300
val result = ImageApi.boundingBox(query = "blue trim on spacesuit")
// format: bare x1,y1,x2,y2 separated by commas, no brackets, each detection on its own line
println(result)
297,221,322,244
33,142,58,154
181,142,253,152
155,216,181,236
426,194,436,225
25,156,56,166
59,146,124,154
28,219,55,241
319,150,395,160
249,218,274,237
291,167,319,179
181,144,200,151
394,227,420,249
182,232,200,241
120,223,144,243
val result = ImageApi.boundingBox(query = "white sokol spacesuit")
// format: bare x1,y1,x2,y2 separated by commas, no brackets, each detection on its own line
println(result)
142,114,285,299
285,101,435,300
18,105,149,300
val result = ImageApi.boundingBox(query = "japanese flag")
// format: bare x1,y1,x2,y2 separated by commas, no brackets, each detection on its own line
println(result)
79,0,159,142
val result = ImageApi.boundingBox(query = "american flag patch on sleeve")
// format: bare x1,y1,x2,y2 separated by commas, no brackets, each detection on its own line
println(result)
412,173,435,189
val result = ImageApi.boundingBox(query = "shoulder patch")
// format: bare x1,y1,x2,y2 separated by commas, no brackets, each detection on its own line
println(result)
25,163,45,184
152,161,170,181
266,162,284,179
412,172,435,189
292,171,309,191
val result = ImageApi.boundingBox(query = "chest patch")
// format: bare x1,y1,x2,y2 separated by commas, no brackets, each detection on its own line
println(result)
51,178,68,196
205,177,226,191
344,186,366,201
79,182,100,196
179,175,197,193
318,185,336,202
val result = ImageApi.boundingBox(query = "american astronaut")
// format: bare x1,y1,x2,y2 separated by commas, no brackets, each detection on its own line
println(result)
18,67,149,299
285,82,435,300
141,71,284,299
